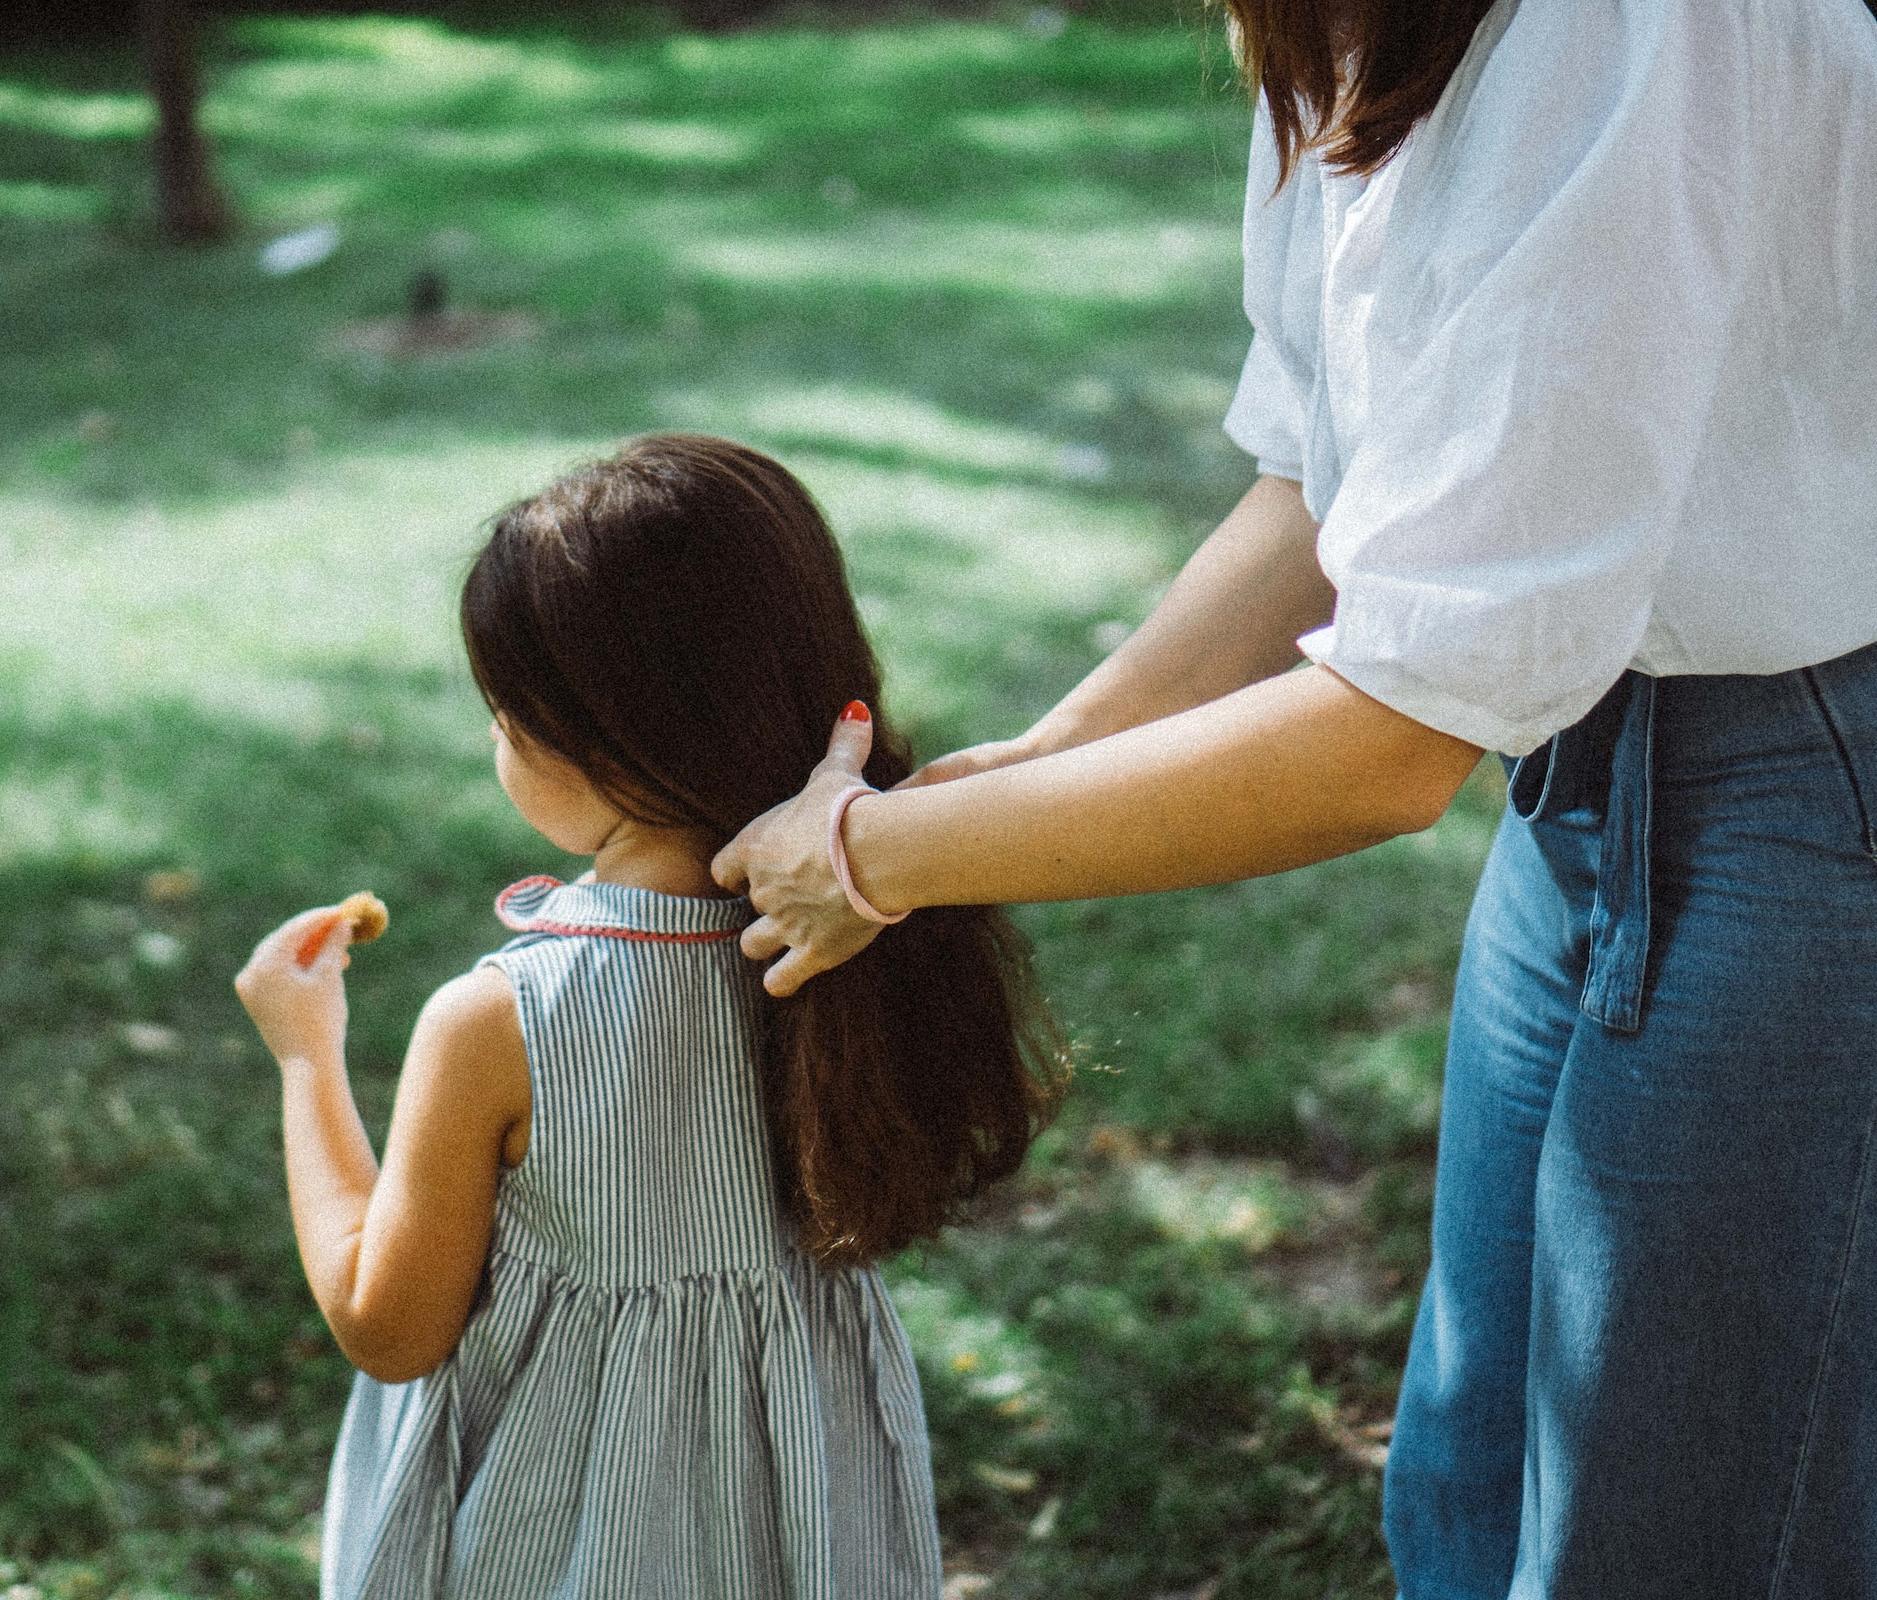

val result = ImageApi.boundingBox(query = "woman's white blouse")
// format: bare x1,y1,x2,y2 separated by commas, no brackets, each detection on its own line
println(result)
1224,0,1877,756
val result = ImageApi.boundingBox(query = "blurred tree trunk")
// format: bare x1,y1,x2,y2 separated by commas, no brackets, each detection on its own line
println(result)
140,0,232,243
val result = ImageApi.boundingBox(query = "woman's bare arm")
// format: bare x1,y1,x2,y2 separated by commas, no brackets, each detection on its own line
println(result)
858,666,1478,909
715,666,1484,994
1042,473,1331,741
909,474,1330,786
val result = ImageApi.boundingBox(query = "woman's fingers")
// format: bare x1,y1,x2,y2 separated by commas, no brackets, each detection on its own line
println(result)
740,915,789,963
818,699,875,780
711,835,750,894
761,946,820,999
761,913,883,997
708,704,893,993
712,797,779,894
743,918,835,995
893,735,1032,791
714,703,872,894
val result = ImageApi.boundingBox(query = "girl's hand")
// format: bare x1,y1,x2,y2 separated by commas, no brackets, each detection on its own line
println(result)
234,906,353,1066
711,705,886,997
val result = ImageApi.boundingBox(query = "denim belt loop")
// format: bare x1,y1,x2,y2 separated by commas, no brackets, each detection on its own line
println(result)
1578,672,1658,1033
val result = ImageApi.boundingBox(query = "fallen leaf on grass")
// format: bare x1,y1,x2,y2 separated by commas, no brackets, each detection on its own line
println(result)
143,869,200,904
1085,1124,1142,1162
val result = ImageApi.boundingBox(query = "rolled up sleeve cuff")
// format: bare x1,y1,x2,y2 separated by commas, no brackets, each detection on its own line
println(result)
1295,621,1551,758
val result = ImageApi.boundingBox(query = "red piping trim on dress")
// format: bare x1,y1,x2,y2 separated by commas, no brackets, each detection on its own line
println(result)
493,874,745,945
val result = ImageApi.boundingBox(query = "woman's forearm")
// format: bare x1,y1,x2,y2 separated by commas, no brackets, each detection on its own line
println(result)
847,664,1483,911
1033,473,1331,750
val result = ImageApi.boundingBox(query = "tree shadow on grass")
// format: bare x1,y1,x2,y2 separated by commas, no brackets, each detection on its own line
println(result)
0,674,578,1582
0,657,1474,1597
896,1143,1416,1599
0,13,1474,1591
0,3,1254,513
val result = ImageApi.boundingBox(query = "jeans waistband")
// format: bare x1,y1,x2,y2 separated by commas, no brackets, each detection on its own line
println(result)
1494,635,1877,1034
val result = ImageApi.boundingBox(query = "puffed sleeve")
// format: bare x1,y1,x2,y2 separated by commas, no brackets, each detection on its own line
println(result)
1222,93,1321,485
1298,0,1761,756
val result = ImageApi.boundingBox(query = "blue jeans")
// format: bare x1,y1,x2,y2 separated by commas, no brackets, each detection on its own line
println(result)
1384,641,1877,1600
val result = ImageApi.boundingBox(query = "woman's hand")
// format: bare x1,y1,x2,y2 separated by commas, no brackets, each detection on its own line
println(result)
711,705,887,998
235,906,352,1066
895,729,1047,790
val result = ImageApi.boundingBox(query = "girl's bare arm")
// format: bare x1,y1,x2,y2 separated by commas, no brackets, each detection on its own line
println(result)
238,923,529,1383
306,967,529,1382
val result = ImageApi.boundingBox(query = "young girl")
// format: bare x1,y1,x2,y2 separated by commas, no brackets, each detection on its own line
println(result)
233,434,1067,1599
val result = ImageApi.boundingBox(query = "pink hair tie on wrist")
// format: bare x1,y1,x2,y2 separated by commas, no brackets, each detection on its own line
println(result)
827,784,909,926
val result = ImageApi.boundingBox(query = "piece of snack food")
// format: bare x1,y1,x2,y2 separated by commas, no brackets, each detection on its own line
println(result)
294,891,391,968
338,890,389,944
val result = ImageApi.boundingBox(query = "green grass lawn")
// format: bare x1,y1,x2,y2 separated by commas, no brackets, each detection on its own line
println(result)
0,6,1504,1595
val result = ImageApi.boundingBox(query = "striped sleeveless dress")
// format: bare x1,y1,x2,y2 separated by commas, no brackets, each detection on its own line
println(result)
318,875,944,1599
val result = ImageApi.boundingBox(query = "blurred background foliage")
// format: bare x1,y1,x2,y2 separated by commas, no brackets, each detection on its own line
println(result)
0,3,1501,1595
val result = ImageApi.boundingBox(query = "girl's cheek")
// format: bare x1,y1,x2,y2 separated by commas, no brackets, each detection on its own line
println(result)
494,742,528,808
496,751,568,841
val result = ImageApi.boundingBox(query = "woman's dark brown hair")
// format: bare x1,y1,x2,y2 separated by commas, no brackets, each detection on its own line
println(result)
1226,0,1497,187
461,433,1069,1267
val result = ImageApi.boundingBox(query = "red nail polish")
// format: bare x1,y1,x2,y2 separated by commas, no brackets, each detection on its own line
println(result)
839,700,870,723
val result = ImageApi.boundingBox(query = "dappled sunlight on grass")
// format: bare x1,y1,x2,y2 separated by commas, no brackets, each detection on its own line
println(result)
0,442,552,710
0,767,174,867
683,214,1232,304
1012,768,1501,1163
0,178,100,222
0,82,149,141
814,456,1169,606
1124,1156,1314,1253
892,1275,1055,1445
207,105,762,171
1,6,1479,1596
955,103,1209,156
0,0,1253,508
692,384,1087,478
804,452,1176,727
0,417,1170,750
228,17,613,120
900,1138,1414,1597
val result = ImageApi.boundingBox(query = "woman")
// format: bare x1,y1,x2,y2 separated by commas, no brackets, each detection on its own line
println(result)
714,2,1877,1595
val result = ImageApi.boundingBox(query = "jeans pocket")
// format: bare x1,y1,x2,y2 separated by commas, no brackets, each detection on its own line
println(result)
1505,739,1559,821
1798,666,1877,866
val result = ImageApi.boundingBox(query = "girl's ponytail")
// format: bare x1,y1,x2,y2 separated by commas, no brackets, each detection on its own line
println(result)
762,730,1067,1265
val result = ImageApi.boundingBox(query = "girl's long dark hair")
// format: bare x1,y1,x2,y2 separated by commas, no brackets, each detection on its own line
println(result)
1227,0,1497,188
461,434,1069,1266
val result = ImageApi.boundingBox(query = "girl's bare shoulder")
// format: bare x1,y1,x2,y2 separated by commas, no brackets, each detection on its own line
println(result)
407,965,532,1166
